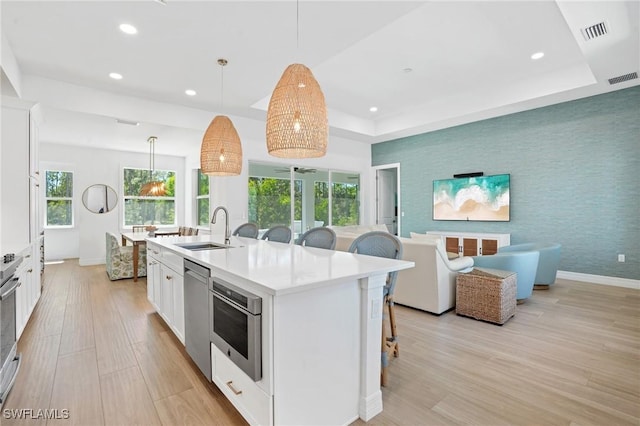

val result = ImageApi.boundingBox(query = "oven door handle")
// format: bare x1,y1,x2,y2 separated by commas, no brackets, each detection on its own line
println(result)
212,290,251,315
0,277,20,300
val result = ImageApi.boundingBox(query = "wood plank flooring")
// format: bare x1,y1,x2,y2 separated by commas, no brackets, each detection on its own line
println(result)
3,259,639,425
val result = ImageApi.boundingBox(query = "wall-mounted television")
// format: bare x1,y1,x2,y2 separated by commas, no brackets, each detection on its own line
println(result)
433,174,510,221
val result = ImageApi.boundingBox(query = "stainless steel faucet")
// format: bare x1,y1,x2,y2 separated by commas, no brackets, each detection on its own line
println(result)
211,206,231,244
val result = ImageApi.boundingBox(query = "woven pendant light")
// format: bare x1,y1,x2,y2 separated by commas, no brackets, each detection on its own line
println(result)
266,63,328,158
200,58,243,176
139,136,167,197
200,115,243,176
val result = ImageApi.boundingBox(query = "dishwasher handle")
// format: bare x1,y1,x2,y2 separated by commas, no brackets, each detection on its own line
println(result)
185,269,208,284
184,259,210,281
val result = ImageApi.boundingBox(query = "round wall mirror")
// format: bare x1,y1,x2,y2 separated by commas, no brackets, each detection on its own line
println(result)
82,184,118,214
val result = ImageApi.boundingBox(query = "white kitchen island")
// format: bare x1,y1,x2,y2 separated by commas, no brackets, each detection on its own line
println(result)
149,234,414,426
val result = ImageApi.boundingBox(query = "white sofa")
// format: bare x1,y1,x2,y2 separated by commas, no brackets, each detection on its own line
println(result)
332,227,473,315
394,235,473,314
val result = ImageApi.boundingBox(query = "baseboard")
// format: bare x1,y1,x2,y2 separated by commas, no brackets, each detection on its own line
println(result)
557,270,639,290
78,258,105,266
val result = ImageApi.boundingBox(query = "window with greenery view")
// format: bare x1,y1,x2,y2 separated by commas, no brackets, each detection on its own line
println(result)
123,168,176,226
314,182,329,226
248,163,360,234
196,169,209,226
248,177,302,230
331,182,360,225
45,170,73,227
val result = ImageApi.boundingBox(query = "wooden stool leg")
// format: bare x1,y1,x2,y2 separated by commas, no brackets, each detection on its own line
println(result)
387,297,399,357
381,308,390,387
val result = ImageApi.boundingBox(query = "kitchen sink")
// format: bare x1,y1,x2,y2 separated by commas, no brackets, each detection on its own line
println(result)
175,242,233,251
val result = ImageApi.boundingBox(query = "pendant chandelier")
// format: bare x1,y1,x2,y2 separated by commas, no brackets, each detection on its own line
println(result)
266,1,328,158
139,136,167,197
200,58,243,176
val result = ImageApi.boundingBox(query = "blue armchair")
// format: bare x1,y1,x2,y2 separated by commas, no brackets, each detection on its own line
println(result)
472,250,540,302
498,243,561,288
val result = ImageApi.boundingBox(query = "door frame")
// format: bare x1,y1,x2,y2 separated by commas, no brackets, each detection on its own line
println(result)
372,163,401,236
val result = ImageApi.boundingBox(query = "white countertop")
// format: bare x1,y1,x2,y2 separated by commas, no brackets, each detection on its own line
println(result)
148,234,414,296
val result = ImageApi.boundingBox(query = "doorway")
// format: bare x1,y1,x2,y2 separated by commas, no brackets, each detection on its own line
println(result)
374,164,400,236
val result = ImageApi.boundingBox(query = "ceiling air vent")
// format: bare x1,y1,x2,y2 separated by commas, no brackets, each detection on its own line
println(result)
608,72,638,85
581,21,608,41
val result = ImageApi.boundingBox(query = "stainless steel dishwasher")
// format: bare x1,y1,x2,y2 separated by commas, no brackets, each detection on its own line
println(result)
184,259,211,380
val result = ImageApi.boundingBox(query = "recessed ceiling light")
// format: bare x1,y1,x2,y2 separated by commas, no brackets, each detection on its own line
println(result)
531,51,545,60
185,89,197,96
369,106,378,112
403,68,413,73
109,72,123,80
119,23,137,35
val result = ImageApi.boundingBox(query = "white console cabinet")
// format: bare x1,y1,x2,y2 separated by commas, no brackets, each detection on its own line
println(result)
146,241,185,344
427,231,510,256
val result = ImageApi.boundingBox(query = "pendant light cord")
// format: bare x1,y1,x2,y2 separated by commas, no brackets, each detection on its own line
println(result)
221,63,224,110
217,58,228,111
296,0,299,50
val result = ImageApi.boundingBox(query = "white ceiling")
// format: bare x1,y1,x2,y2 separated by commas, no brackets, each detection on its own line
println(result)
1,1,639,155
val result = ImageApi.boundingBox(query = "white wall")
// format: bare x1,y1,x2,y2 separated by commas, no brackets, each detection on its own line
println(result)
41,144,186,265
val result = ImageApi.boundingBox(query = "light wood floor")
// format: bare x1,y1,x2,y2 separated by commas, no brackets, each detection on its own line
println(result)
4,260,639,425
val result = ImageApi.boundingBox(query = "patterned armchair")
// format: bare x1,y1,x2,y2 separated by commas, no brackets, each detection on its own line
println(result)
105,232,147,280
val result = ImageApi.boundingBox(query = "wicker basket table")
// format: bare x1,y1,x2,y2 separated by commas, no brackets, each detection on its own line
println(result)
456,267,517,325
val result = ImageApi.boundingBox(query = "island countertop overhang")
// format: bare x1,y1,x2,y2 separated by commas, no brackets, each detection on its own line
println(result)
147,234,414,296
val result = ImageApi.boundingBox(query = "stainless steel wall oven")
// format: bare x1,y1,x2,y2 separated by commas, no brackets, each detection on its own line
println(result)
0,254,23,406
209,277,262,381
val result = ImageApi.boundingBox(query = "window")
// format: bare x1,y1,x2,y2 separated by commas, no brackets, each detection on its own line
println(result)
248,162,360,235
196,169,210,226
248,176,302,230
45,170,73,227
331,172,360,226
314,181,329,226
123,167,176,226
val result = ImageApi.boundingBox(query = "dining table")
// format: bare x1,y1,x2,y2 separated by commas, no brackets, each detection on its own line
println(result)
121,229,180,281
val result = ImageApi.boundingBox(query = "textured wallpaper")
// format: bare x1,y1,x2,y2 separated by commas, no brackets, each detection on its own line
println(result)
372,86,640,279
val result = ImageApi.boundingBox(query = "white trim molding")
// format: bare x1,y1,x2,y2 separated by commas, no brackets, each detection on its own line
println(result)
557,270,639,290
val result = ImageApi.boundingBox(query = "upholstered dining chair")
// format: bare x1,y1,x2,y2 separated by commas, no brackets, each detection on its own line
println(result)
232,222,259,238
105,232,147,280
295,227,337,250
261,225,292,243
179,226,199,236
348,231,403,386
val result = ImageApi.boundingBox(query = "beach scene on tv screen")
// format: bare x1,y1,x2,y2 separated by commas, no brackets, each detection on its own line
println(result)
433,174,510,221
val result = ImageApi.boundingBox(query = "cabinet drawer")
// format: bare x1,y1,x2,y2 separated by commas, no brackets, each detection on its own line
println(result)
147,242,162,257
162,250,183,272
212,344,272,426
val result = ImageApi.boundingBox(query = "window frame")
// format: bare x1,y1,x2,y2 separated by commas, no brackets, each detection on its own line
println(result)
44,169,74,229
122,166,177,228
195,169,210,228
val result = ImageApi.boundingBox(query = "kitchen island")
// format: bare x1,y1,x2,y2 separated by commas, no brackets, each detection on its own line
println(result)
146,234,413,426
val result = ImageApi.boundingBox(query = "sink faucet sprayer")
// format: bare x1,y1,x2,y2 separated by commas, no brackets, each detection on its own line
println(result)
211,206,231,244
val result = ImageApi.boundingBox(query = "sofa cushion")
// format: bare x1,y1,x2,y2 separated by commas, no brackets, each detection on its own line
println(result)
409,232,440,242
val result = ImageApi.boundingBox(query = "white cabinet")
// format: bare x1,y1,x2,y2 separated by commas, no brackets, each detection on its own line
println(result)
1,99,42,339
1,101,31,253
171,268,185,343
212,344,272,426
15,245,38,340
146,244,161,310
427,231,510,256
146,241,184,344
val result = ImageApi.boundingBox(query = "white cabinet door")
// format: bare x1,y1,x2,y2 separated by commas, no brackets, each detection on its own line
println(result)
171,272,185,344
147,255,160,310
160,264,175,325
